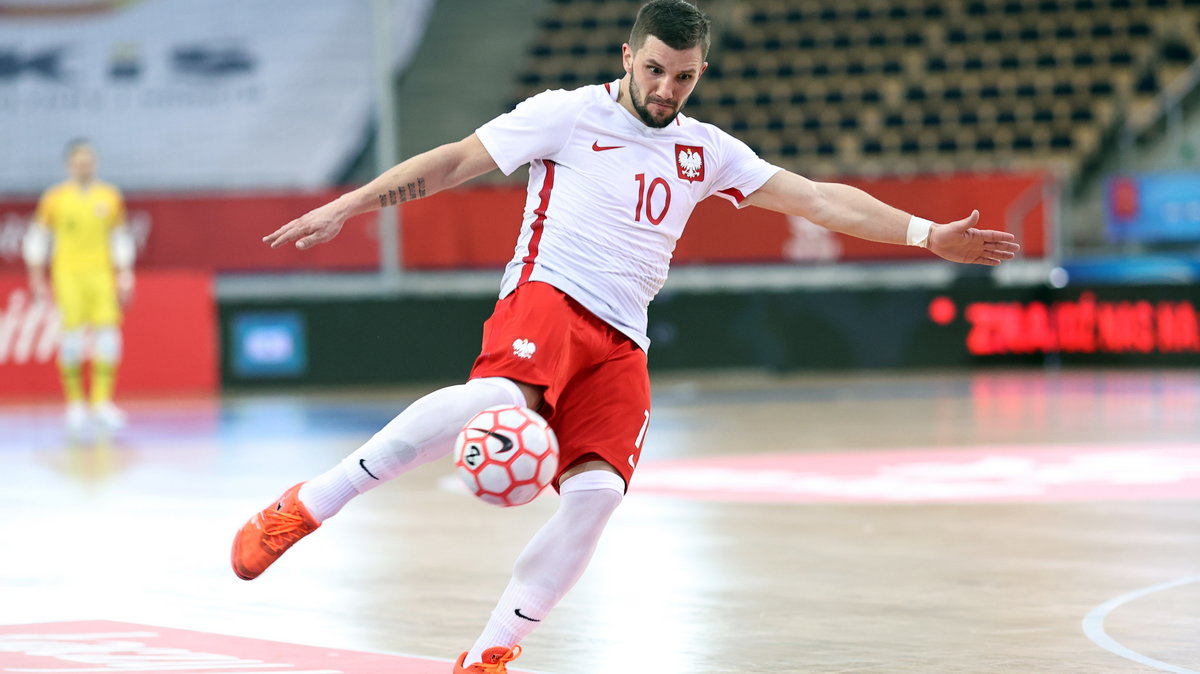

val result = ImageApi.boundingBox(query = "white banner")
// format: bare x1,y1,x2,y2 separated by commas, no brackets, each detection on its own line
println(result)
0,0,433,193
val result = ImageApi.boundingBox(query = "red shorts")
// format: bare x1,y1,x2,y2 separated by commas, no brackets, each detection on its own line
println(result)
469,281,651,490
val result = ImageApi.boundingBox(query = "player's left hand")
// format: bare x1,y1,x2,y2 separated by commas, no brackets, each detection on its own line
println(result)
28,269,50,303
263,200,347,250
117,269,135,306
928,210,1021,266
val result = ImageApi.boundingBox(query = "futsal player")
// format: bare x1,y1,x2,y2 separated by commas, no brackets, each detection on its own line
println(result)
24,140,136,433
231,2,1020,671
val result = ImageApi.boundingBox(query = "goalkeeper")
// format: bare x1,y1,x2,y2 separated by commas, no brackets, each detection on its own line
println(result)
24,139,135,433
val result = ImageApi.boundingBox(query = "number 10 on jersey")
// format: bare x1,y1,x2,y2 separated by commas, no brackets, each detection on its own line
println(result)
634,174,672,225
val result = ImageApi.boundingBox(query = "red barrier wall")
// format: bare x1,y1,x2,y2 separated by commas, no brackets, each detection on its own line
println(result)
0,172,1049,274
0,271,218,399
0,191,385,273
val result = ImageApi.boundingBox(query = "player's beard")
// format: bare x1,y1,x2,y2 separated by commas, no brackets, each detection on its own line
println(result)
629,76,682,128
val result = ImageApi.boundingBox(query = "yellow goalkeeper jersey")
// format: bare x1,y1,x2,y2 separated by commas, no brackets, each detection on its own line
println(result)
34,180,126,274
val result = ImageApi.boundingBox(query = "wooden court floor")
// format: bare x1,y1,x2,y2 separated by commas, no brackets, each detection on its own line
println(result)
1,368,1197,673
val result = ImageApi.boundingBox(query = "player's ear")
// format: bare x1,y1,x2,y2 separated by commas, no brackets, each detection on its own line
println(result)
622,43,633,73
699,62,708,77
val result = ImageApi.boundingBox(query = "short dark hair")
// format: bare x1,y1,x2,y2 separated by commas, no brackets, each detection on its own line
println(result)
64,137,92,160
629,0,711,59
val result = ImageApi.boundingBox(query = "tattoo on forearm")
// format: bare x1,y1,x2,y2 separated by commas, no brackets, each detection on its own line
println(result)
376,177,427,208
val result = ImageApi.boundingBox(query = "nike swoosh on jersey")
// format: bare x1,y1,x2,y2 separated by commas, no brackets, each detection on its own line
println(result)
591,141,624,152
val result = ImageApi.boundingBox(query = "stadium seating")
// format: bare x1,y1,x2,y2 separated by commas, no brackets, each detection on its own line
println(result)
512,0,1200,178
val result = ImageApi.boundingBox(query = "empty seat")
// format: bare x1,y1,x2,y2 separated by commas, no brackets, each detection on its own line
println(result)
509,0,1200,175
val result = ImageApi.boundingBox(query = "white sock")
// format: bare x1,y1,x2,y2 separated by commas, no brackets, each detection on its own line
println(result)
298,377,525,522
464,470,624,664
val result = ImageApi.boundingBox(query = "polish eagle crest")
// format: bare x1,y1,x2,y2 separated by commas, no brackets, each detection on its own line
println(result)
675,144,705,182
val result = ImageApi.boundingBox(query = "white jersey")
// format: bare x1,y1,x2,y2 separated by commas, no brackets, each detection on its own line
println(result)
475,80,782,350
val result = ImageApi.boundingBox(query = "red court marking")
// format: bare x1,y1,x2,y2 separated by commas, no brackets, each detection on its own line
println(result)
634,444,1200,503
0,621,546,674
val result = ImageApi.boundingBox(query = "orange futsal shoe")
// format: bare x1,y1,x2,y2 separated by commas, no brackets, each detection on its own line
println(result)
230,482,320,580
453,645,522,673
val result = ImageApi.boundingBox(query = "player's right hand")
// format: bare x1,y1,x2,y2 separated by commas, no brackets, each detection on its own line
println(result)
263,202,346,250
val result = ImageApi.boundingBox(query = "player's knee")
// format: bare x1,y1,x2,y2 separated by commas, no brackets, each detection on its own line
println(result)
92,327,122,363
511,380,545,409
58,330,86,366
465,376,530,408
560,469,624,514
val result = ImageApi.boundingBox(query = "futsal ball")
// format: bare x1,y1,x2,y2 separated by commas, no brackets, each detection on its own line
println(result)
454,405,559,507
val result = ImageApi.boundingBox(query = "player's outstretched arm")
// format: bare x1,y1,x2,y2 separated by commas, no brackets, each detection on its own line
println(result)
264,134,500,250
742,170,1021,266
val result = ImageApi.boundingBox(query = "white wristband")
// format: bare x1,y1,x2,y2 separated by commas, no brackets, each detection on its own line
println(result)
22,224,51,266
110,227,136,269
906,215,933,248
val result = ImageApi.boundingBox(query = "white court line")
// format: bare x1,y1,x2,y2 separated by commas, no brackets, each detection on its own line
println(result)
1082,575,1200,674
